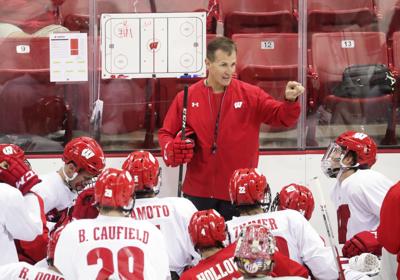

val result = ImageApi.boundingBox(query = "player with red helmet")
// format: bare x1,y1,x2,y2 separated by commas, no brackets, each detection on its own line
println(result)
31,136,105,222
226,168,338,279
0,143,41,194
0,144,45,265
54,168,170,280
321,131,393,258
181,210,309,279
13,137,105,264
122,150,199,279
229,168,271,211
270,183,315,221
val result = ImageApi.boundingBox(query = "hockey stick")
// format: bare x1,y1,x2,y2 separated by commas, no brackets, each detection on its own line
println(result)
312,176,346,280
177,84,189,197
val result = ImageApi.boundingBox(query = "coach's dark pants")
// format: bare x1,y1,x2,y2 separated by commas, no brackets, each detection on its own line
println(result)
183,194,239,221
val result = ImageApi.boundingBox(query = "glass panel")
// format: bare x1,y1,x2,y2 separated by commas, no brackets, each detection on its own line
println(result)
305,0,400,148
1,0,399,152
0,1,70,153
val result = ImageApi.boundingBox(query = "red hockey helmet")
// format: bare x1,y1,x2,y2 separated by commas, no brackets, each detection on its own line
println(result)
0,144,25,160
278,184,315,220
234,224,276,277
122,151,160,194
63,137,105,176
229,168,269,207
188,209,226,249
335,131,377,167
94,168,135,212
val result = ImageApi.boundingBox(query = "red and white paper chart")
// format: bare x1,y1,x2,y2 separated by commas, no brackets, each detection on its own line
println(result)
50,33,88,82
101,12,206,79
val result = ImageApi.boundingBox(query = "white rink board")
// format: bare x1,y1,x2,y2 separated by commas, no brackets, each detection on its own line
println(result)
101,12,206,79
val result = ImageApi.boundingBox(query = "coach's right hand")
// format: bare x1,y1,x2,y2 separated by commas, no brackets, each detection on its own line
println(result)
163,136,194,167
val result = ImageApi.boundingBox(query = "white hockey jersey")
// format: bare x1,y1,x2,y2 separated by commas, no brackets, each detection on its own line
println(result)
54,214,170,280
32,171,77,214
226,209,338,280
0,262,64,280
0,183,43,265
330,169,393,242
131,197,199,274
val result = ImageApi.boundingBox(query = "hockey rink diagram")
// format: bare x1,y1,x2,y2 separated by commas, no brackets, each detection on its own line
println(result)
101,12,206,79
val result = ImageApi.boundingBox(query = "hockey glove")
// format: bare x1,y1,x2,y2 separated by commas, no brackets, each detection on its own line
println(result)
0,156,41,195
72,187,99,219
163,131,195,167
342,231,382,258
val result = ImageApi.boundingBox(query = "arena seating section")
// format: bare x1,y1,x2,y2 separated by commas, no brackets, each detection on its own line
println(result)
1,0,400,149
0,37,72,146
233,33,298,132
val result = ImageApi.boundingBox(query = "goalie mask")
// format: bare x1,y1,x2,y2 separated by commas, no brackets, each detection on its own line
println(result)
229,168,271,210
188,209,226,250
122,151,161,195
234,224,276,277
271,183,315,220
321,131,377,178
94,168,135,215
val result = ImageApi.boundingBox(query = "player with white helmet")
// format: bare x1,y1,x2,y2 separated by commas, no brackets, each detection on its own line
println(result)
321,131,393,258
234,224,308,280
226,168,338,279
270,183,315,221
181,210,309,279
122,150,199,279
32,136,105,221
0,144,44,265
54,168,170,279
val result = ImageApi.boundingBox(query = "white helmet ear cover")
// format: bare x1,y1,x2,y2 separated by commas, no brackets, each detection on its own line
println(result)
61,164,78,183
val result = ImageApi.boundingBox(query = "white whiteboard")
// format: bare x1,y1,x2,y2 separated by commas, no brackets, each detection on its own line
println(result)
101,12,206,79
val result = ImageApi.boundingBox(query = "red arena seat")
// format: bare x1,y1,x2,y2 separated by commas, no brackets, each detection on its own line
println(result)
375,0,400,40
233,33,298,132
219,0,296,38
307,0,376,33
0,37,69,145
393,32,400,72
154,0,209,12
309,32,396,144
60,0,152,32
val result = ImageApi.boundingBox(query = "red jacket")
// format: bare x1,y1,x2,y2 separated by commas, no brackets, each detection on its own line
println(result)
378,181,400,279
159,79,300,201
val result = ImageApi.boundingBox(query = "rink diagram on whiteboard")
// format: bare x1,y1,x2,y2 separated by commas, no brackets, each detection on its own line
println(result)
101,12,206,79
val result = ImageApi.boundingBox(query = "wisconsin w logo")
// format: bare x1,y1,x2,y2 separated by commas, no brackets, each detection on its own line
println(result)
81,148,95,159
234,101,242,109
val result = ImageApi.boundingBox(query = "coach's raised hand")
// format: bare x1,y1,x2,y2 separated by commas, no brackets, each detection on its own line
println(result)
285,81,305,102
